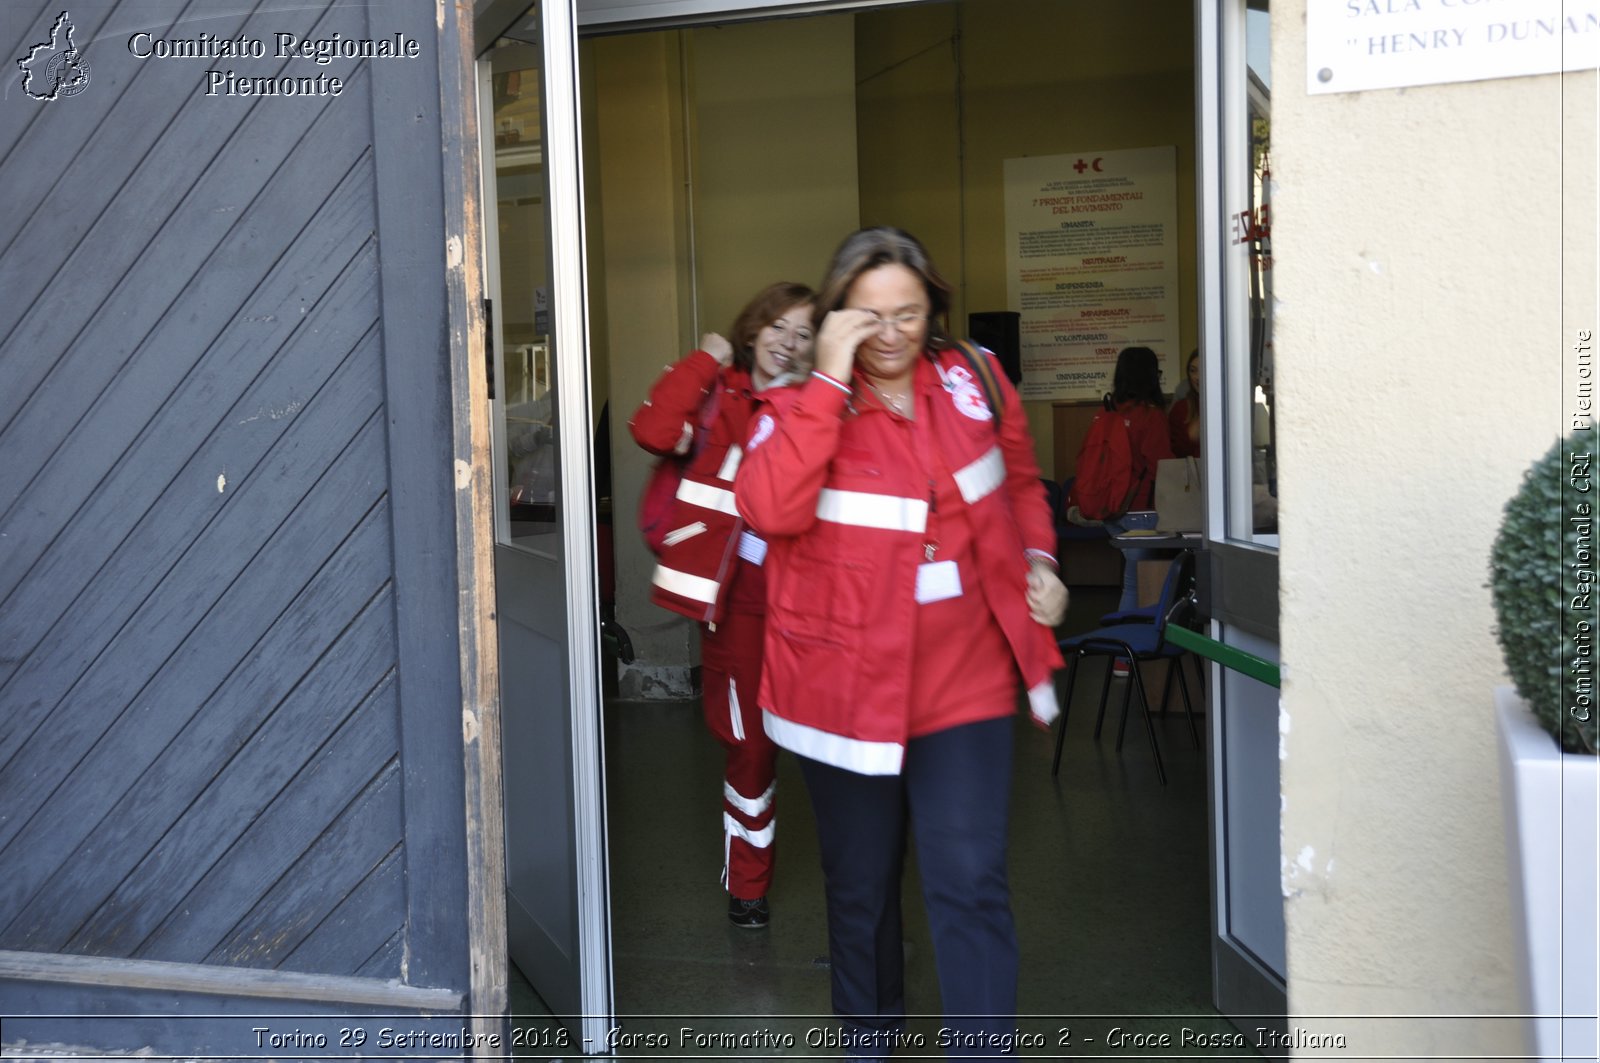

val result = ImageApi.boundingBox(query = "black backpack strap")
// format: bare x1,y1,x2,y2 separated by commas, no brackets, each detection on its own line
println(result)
954,339,1004,432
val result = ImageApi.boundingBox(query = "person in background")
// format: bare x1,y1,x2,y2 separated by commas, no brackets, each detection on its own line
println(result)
628,282,815,929
1104,345,1174,514
1168,349,1201,459
1102,345,1175,621
735,228,1066,1058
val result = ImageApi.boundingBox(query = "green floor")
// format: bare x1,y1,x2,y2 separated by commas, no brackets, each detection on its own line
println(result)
512,587,1259,1059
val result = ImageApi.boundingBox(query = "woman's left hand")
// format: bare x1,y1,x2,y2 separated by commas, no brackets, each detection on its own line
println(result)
1026,559,1068,628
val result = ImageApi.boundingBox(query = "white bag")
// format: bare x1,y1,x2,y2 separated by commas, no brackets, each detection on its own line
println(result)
1153,457,1203,532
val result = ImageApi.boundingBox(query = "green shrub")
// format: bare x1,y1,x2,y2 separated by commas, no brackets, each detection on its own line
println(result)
1490,431,1599,754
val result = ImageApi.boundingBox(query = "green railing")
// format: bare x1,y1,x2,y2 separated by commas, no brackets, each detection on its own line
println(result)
1165,625,1280,688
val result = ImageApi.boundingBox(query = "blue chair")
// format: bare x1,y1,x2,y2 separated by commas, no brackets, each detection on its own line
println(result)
1099,601,1159,625
1092,593,1205,722
1052,552,1201,785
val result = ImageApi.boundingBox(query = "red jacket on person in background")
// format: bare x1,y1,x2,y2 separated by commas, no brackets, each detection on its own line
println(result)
1167,397,1200,459
629,349,766,625
735,346,1064,776
1116,400,1174,511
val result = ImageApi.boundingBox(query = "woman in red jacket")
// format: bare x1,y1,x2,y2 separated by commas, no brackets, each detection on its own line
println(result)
1167,350,1201,459
735,229,1066,1057
1102,346,1175,614
629,281,815,929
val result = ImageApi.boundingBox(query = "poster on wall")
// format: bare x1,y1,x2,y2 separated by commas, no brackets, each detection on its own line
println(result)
1003,147,1181,402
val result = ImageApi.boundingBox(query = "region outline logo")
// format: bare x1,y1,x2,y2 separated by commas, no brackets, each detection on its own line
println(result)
18,11,91,101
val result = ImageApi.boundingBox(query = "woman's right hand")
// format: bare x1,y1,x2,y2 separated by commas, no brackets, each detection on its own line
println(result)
702,333,734,367
813,309,882,384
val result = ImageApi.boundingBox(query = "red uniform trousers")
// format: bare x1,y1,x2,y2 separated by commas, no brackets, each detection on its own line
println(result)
700,557,777,901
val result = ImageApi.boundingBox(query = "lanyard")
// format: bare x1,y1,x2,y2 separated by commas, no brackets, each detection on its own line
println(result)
906,381,949,562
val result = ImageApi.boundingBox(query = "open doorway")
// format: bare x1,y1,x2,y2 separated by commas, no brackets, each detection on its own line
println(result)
579,0,1237,1046
479,0,1282,1052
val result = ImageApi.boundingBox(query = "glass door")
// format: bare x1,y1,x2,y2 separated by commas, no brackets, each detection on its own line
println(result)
478,0,613,1048
1197,0,1287,1038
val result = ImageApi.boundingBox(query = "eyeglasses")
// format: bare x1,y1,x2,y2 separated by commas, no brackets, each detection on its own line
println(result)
856,310,927,333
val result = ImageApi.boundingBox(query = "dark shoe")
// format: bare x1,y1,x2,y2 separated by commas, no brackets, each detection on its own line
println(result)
728,895,769,929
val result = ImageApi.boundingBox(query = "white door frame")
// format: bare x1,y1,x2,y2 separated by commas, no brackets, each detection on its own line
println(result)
536,4,616,1037
1195,0,1289,1033
475,0,614,1050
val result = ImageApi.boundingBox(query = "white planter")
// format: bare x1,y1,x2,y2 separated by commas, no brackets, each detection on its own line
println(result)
1497,687,1599,1062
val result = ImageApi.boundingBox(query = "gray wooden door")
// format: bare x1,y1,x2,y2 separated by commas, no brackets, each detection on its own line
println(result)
0,0,504,1054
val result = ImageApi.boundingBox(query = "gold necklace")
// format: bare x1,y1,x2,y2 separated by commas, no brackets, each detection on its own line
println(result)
862,378,910,416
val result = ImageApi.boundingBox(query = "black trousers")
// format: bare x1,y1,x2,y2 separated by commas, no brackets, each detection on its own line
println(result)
797,716,1018,1059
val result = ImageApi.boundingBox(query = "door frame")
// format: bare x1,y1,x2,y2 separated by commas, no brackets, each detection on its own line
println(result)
462,0,1288,1050
472,0,617,1050
1195,0,1289,1035
535,0,618,1043
435,0,509,1046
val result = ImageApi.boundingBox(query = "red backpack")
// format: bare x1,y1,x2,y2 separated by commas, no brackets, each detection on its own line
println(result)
1071,402,1138,521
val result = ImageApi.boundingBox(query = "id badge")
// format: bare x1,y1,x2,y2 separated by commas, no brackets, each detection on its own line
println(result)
737,530,768,566
915,559,963,604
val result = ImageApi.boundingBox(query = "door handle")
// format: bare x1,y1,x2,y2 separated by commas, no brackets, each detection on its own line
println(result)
483,296,495,400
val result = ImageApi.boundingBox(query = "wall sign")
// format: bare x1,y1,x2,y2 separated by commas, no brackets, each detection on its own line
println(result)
1307,0,1600,95
1003,147,1181,402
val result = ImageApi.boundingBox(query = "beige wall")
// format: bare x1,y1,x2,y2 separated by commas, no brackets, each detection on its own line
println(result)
589,31,698,694
855,4,963,308
1273,0,1596,1053
686,15,860,334
857,0,1198,474
588,19,858,694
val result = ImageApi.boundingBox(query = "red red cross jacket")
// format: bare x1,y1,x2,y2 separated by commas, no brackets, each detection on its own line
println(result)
629,349,763,625
735,346,1065,775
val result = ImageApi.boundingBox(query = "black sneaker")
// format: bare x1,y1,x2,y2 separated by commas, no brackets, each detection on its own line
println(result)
728,895,769,929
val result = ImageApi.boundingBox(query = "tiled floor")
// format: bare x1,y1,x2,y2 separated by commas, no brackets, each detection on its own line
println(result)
511,586,1257,1058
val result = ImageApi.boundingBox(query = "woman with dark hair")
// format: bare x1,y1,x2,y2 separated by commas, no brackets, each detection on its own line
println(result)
1101,345,1176,617
1104,345,1174,511
1111,345,1164,407
629,281,815,928
1168,350,1201,458
736,228,1066,1056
